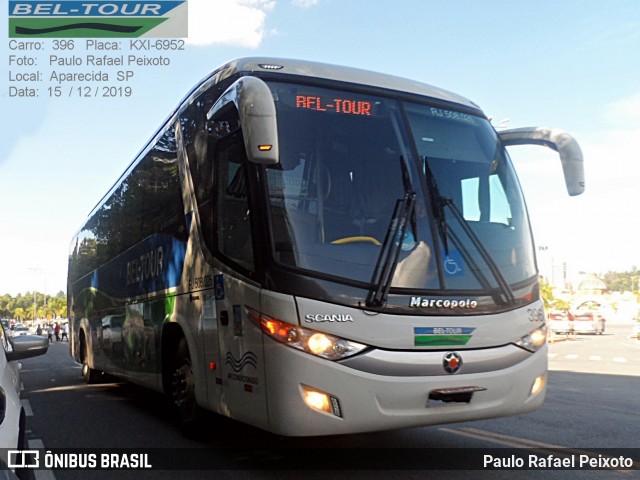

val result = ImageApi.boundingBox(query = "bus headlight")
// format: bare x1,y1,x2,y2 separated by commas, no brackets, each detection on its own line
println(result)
513,324,547,353
248,309,367,360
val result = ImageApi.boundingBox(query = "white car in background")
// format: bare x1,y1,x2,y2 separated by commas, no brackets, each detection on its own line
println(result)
10,325,29,337
0,323,48,477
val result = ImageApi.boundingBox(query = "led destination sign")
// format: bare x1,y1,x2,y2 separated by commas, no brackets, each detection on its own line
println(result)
296,95,373,116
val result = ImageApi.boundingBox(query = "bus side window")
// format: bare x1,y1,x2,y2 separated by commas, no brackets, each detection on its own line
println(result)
179,87,219,256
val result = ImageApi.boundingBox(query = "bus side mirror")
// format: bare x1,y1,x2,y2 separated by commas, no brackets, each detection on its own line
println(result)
207,76,279,165
499,127,585,196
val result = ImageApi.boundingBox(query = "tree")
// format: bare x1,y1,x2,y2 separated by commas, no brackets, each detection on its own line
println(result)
539,278,571,312
540,278,554,311
47,296,67,319
0,295,12,318
603,269,640,293
0,291,70,321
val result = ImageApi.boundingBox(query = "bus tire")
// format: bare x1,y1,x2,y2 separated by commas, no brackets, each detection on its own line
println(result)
79,334,102,384
170,337,204,436
82,362,102,384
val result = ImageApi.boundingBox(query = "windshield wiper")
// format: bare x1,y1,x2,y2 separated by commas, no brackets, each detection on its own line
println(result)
423,157,449,257
423,157,516,306
367,192,416,308
366,157,416,308
442,197,516,305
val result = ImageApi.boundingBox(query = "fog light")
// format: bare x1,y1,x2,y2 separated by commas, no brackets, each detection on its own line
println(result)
530,375,545,396
304,390,331,412
301,385,342,417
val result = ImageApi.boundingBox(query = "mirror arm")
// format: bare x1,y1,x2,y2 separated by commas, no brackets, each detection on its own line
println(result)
499,127,585,196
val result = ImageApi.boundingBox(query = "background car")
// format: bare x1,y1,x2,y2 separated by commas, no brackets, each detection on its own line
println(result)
571,311,606,334
10,325,29,337
548,310,570,335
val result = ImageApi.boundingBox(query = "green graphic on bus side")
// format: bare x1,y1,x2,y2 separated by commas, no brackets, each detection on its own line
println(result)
164,295,176,322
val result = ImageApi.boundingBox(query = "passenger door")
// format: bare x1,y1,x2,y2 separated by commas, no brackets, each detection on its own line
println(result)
209,105,269,429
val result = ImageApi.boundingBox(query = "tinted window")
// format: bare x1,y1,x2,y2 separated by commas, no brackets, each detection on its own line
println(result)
69,124,186,283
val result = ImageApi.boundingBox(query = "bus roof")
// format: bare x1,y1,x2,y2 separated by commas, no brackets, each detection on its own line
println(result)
199,57,484,114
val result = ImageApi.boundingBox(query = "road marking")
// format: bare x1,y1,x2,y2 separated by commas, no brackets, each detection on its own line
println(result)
27,439,56,480
21,399,33,417
549,353,628,363
439,426,531,448
441,426,565,449
30,383,122,394
550,353,633,364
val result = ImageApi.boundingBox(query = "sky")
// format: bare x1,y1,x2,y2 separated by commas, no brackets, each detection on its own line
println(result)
1,0,640,296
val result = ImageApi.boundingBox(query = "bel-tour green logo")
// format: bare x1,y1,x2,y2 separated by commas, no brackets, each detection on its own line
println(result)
9,1,187,38
414,327,476,347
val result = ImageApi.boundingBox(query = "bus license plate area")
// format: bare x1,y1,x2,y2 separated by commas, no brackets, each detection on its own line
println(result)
427,386,487,407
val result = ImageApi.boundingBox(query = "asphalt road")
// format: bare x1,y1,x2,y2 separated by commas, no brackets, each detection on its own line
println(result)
12,324,640,480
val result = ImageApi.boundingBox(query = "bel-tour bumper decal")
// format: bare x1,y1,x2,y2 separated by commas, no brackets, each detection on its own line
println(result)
8,1,187,38
414,327,476,346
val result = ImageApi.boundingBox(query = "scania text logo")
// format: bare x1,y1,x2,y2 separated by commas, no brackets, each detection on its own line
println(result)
305,314,354,323
443,352,463,374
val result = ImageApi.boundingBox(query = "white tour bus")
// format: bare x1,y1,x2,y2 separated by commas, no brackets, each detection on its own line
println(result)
68,57,584,436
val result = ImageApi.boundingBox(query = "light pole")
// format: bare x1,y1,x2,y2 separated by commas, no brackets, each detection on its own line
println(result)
28,267,43,324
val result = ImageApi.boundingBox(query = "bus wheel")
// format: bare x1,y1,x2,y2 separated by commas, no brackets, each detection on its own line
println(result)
80,335,101,384
170,338,202,433
82,362,102,384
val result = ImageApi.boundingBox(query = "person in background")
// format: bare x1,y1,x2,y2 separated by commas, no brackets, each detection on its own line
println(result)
567,312,576,339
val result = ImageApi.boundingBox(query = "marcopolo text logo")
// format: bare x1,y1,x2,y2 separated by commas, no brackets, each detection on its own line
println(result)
9,1,188,38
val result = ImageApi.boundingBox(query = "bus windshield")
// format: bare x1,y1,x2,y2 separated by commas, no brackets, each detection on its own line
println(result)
266,81,536,295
